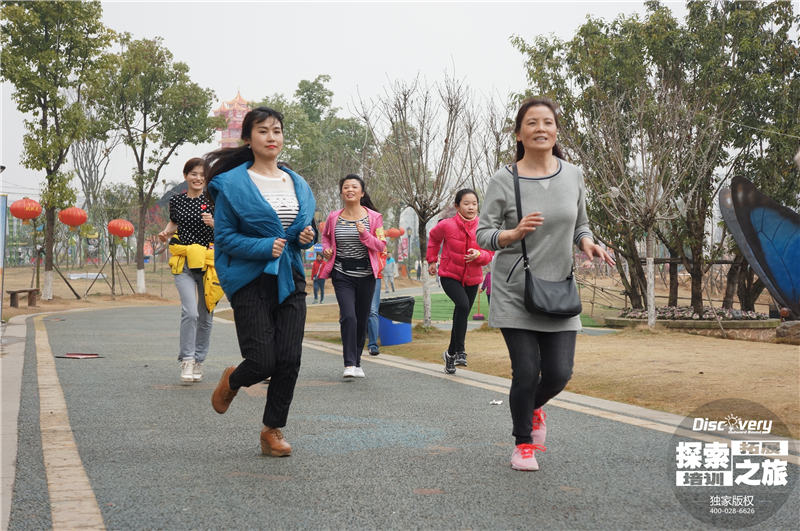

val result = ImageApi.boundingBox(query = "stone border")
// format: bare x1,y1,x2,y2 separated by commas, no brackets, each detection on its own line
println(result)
604,317,780,329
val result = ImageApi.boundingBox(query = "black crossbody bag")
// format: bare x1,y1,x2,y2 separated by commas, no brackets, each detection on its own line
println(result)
512,163,582,318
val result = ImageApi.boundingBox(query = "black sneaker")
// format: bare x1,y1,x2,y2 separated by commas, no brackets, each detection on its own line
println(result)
369,348,380,356
454,352,467,367
443,350,456,374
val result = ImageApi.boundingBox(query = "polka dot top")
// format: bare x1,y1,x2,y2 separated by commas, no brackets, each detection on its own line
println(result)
169,192,214,247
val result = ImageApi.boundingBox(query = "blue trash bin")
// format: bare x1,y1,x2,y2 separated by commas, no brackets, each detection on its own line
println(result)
378,316,412,345
378,296,415,345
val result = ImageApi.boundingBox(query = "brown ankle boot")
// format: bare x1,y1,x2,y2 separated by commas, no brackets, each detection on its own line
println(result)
211,366,238,414
260,427,292,456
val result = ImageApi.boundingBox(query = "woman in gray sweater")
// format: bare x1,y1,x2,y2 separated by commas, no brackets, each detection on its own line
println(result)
476,97,614,472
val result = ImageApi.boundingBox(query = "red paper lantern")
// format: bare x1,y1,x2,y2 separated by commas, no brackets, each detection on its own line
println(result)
58,206,88,231
398,228,405,236
9,197,42,224
108,218,134,238
386,228,401,239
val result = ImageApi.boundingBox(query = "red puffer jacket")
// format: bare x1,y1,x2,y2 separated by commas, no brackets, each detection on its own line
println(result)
427,214,493,285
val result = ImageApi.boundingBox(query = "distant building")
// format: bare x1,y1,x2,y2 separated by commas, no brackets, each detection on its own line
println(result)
213,91,251,148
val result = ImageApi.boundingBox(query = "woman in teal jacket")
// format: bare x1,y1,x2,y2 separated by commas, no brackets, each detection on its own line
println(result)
206,106,316,458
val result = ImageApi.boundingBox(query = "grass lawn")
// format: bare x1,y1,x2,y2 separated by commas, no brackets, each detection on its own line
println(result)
409,292,599,327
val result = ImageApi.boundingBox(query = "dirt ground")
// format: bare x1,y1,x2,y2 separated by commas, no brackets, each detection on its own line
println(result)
5,264,797,438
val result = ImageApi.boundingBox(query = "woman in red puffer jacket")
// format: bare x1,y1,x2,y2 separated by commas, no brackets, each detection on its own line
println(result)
427,189,494,374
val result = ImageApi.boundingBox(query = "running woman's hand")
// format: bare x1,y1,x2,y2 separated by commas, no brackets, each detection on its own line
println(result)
498,212,544,248
355,221,366,234
272,238,287,258
465,248,481,262
428,262,437,276
298,225,314,244
580,237,615,266
323,248,333,260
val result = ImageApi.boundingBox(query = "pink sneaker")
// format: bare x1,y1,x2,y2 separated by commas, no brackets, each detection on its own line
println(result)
510,443,546,471
531,408,547,445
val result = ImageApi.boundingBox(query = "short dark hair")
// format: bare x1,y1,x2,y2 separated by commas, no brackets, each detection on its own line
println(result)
182,157,206,176
513,97,564,161
454,188,478,206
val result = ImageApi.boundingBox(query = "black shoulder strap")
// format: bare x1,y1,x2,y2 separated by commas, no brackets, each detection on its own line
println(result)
511,163,531,273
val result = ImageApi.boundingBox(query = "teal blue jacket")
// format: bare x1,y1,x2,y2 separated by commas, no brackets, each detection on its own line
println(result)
207,161,316,302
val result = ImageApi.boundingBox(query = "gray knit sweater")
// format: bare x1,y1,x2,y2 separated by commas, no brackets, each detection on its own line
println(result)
476,159,593,332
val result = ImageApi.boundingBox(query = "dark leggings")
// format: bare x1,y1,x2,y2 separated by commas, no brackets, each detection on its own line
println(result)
440,277,478,354
331,269,376,367
228,272,306,428
500,328,576,445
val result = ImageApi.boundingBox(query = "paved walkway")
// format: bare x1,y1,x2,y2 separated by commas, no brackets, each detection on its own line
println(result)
1,306,798,529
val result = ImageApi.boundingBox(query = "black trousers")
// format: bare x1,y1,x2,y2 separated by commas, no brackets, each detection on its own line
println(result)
440,277,478,355
330,269,375,367
228,271,306,428
500,328,576,445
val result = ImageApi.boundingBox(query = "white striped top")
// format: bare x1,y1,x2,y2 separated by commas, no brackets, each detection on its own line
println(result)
334,215,372,277
248,169,299,230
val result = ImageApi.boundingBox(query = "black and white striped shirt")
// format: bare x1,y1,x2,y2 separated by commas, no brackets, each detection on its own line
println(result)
334,215,372,277
247,169,299,229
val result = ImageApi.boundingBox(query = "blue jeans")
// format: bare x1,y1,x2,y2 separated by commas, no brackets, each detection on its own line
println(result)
367,278,381,352
174,264,213,363
313,278,325,302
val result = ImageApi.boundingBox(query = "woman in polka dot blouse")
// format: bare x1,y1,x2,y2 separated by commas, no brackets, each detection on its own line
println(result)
158,157,215,384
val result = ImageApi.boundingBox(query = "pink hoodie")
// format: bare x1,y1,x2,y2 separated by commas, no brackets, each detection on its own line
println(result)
319,207,386,279
427,214,493,285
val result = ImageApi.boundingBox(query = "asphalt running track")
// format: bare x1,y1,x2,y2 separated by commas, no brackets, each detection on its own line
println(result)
2,305,798,529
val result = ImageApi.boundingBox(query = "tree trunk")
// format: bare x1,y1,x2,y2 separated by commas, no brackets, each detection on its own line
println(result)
646,232,656,327
722,253,744,309
624,234,647,309
688,240,704,314
668,255,679,307
418,216,432,327
41,207,56,299
136,202,147,293
737,264,764,312
615,258,637,309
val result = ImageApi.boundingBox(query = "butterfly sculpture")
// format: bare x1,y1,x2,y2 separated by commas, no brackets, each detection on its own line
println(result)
719,176,800,320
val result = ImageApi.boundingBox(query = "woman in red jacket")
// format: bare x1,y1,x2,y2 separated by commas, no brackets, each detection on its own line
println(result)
427,189,494,374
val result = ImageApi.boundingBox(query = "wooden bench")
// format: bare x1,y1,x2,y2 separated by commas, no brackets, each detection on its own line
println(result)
7,288,40,308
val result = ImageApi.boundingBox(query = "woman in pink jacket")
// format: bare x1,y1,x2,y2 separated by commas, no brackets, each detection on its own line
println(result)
320,174,386,378
427,189,494,374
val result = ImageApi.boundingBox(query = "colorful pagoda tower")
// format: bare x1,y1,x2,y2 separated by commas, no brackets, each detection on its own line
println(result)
213,91,251,148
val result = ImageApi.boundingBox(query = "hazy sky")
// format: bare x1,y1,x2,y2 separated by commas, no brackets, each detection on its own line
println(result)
1,0,687,202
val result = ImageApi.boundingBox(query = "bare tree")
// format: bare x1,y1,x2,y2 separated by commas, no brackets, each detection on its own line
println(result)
474,93,516,195
71,120,121,211
563,85,720,326
358,75,477,326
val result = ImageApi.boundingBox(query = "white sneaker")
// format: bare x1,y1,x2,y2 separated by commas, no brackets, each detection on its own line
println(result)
353,367,365,378
343,366,356,378
193,362,203,382
180,360,195,383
